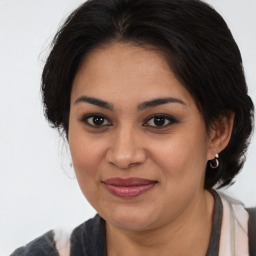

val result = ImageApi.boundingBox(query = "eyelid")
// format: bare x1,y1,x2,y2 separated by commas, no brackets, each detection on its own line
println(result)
79,113,177,129
143,114,177,128
79,113,112,127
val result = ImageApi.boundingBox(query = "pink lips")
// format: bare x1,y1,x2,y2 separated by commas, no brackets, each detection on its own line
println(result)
103,177,158,198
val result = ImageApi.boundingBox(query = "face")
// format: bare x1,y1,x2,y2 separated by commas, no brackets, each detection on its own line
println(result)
69,43,213,231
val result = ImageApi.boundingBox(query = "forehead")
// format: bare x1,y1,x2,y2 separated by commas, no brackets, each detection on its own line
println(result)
71,43,194,106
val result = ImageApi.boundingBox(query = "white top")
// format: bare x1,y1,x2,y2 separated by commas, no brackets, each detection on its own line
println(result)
219,193,249,256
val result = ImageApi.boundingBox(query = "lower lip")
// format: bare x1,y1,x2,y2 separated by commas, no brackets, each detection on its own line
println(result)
104,183,157,198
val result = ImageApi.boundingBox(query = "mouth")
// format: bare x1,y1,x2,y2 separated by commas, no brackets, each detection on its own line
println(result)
102,177,158,198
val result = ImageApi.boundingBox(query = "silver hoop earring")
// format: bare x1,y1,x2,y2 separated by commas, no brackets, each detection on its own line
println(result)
210,154,219,169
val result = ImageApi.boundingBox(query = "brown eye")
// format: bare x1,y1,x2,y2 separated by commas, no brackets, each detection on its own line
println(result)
81,114,111,127
91,116,105,126
153,116,167,126
144,114,177,128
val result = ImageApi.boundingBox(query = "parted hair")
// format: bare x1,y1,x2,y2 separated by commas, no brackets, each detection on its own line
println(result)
42,0,254,189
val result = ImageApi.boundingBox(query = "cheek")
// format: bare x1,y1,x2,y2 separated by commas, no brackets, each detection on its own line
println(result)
69,137,106,210
70,141,98,171
149,133,208,213
150,128,208,183
68,125,106,187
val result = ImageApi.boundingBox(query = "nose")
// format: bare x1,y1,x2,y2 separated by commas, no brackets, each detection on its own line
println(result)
106,127,147,169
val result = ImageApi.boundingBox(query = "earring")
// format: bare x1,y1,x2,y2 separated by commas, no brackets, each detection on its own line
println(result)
210,154,219,169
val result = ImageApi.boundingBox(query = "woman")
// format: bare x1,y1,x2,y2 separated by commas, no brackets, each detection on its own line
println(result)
11,0,255,255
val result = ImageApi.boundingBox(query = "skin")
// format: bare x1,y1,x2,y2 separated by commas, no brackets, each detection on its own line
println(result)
69,43,234,256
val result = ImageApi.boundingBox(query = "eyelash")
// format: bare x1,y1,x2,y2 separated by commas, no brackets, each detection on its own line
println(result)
79,113,177,128
143,114,177,128
79,114,112,128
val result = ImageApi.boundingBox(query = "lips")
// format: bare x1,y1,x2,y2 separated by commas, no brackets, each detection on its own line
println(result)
102,177,158,198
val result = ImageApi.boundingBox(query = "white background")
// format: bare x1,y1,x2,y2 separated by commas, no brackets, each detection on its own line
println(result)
0,0,255,255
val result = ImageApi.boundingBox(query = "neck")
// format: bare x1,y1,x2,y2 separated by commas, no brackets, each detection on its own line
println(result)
106,190,214,256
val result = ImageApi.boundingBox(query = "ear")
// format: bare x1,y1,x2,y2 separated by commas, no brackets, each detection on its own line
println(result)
207,111,235,160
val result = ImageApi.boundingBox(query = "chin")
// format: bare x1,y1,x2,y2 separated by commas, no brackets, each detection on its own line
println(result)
101,206,158,231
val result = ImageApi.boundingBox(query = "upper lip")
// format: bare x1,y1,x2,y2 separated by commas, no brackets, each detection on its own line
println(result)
103,177,158,187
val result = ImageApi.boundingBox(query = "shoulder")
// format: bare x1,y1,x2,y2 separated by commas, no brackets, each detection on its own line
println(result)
10,230,58,256
10,215,105,256
218,191,256,223
216,191,256,256
69,214,106,256
246,207,256,255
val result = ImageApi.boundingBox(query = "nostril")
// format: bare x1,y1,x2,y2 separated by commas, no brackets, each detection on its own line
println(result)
107,157,138,169
127,162,141,168
105,147,147,169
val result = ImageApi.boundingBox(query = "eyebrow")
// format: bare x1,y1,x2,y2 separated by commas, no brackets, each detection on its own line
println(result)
74,96,114,110
74,96,185,110
137,97,185,110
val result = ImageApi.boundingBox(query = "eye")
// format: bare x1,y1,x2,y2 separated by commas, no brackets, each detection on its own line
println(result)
80,114,111,127
143,114,177,128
